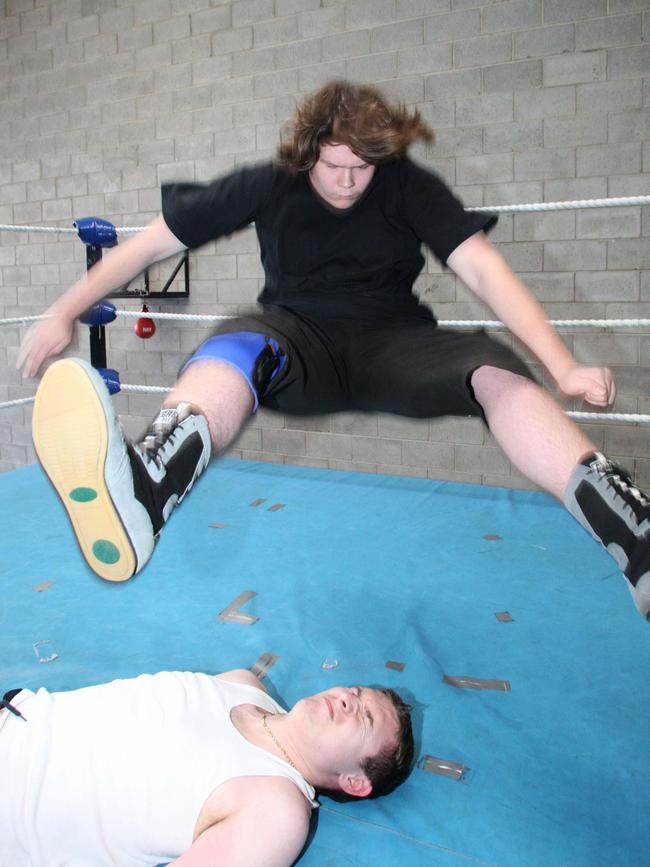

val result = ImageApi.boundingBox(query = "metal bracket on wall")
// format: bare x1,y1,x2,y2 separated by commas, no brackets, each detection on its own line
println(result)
108,250,190,299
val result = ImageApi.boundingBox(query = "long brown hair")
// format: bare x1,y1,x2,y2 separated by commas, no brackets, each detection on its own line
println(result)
276,80,433,171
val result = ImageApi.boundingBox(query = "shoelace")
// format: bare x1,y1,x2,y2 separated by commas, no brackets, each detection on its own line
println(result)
615,479,649,508
140,432,177,469
590,457,650,518
142,428,176,454
138,405,191,466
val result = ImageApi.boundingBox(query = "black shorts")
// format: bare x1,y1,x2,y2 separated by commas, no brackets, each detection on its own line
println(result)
204,304,535,419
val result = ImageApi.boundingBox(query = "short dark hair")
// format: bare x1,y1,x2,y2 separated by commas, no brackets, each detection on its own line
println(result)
319,687,414,802
276,79,433,171
361,687,414,798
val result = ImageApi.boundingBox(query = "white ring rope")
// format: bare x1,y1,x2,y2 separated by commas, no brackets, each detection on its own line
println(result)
0,312,237,326
1,390,649,424
0,315,47,325
112,312,650,329
465,195,650,213
437,319,650,330
2,312,650,330
115,310,237,323
0,396,36,408
1,194,649,237
121,383,170,394
0,224,146,235
569,412,650,422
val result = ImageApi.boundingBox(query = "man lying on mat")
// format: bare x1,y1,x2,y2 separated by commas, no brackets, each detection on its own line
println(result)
0,667,413,867
17,79,649,620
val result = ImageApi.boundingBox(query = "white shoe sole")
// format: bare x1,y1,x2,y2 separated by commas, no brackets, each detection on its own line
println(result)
33,358,154,582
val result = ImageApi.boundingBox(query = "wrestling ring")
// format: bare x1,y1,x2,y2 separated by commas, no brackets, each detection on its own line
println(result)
1,195,649,867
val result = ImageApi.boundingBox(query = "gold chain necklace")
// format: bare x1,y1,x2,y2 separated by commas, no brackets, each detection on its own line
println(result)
262,713,297,770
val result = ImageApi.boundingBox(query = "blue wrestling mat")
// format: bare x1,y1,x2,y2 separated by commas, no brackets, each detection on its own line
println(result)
1,459,648,866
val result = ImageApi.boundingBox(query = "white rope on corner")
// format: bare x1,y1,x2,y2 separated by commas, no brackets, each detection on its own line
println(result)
115,310,237,323
0,224,147,235
0,312,237,326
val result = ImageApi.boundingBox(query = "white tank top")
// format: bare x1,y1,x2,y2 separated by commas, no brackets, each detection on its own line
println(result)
0,672,317,866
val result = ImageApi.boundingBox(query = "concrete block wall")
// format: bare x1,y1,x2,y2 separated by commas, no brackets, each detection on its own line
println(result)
1,0,649,489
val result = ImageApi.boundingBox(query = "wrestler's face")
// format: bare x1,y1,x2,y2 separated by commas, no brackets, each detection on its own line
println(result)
309,142,376,209
295,685,399,793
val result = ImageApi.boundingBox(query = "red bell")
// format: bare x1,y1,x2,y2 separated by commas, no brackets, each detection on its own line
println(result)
134,303,156,339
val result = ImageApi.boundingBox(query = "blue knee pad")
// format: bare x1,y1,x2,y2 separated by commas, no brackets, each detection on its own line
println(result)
182,331,287,411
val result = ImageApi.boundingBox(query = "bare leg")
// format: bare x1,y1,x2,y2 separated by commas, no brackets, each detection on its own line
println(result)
471,365,650,620
470,365,595,499
164,359,254,454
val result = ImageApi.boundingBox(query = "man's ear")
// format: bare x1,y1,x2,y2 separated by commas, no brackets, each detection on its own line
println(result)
338,772,372,799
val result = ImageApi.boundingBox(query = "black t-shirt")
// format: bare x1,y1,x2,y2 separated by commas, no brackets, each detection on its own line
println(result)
161,157,496,316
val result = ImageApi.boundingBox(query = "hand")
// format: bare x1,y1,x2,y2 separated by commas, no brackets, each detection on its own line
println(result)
556,363,616,407
16,312,75,378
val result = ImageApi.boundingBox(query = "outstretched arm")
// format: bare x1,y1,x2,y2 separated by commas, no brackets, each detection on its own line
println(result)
447,231,615,407
16,215,186,378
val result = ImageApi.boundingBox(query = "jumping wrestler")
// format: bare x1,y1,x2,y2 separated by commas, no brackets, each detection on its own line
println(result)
17,80,650,620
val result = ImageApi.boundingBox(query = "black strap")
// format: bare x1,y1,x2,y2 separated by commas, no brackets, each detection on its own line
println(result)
2,688,22,703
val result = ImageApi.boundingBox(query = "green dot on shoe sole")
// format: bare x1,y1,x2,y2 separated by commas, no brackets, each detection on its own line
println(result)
92,539,120,564
69,487,97,502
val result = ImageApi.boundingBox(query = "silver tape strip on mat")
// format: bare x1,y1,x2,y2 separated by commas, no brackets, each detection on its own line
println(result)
250,652,278,680
443,675,511,692
217,590,259,625
32,640,59,664
419,755,467,781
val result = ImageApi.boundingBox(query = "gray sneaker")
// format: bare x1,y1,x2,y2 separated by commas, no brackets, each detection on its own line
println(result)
564,451,650,621
33,358,210,582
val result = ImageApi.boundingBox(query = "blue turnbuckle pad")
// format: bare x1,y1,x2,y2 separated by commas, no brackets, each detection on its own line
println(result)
97,367,121,395
74,217,118,248
79,301,117,327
